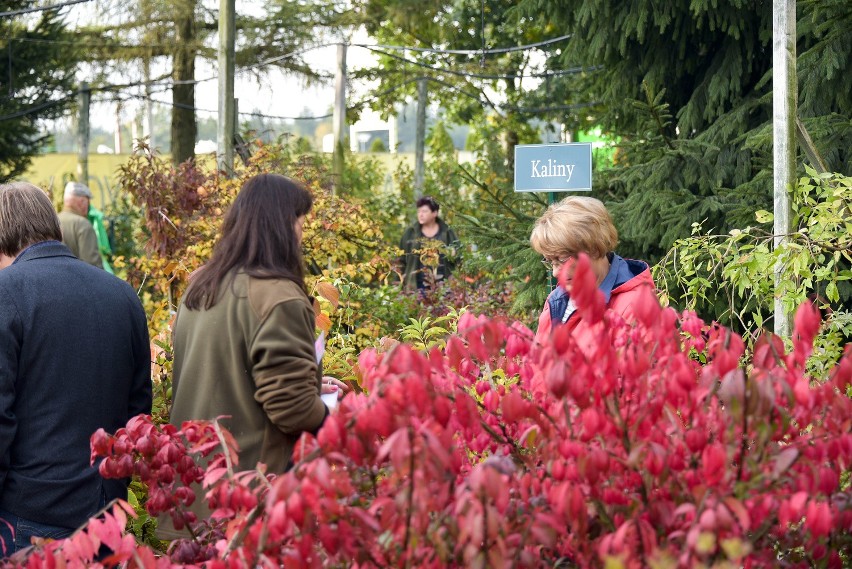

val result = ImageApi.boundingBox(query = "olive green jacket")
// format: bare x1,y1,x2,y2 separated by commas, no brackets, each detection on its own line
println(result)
161,273,327,539
57,210,101,268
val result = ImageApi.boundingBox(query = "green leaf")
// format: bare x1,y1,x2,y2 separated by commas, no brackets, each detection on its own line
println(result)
754,210,774,223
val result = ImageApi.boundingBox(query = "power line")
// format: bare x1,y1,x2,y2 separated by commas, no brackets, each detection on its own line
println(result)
133,95,332,121
0,35,585,123
351,34,572,56
362,46,596,81
239,42,336,73
10,36,168,49
0,0,94,17
0,96,73,121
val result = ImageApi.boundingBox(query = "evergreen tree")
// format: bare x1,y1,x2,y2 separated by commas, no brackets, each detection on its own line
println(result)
513,0,852,262
77,0,345,164
0,3,79,181
352,0,548,161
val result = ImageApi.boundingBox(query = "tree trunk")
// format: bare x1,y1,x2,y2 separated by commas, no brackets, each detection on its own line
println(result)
171,0,197,165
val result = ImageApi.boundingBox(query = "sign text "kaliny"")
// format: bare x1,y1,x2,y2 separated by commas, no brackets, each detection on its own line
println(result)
530,159,576,182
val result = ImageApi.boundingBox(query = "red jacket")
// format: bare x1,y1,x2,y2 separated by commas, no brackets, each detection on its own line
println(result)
534,254,655,350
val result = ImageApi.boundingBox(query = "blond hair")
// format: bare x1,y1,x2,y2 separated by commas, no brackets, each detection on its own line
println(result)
530,196,618,260
0,182,62,257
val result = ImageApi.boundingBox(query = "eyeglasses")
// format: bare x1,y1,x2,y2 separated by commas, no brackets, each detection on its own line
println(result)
541,257,571,271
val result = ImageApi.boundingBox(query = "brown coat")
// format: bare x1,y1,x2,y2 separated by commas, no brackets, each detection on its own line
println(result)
161,272,326,539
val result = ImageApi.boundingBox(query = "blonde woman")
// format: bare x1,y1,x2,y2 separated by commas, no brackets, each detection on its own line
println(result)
530,196,654,346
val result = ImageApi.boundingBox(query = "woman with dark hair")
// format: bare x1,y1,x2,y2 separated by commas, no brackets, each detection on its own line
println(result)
398,196,460,291
169,173,343,490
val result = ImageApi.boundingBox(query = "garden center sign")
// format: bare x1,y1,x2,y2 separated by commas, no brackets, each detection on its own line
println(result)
514,143,593,192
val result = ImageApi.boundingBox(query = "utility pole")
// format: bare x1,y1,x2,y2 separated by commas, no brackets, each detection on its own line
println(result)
217,0,236,173
76,82,90,186
143,58,155,150
414,77,427,199
332,43,347,195
114,100,122,154
773,0,796,336
388,111,398,154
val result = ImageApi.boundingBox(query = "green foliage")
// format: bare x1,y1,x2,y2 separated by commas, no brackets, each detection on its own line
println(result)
452,122,550,320
656,167,852,371
398,309,461,351
102,187,145,266
0,6,79,181
513,0,852,265
126,480,167,552
353,0,549,159
427,121,456,157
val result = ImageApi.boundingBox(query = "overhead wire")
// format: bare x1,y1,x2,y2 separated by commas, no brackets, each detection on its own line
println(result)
113,93,333,121
350,34,572,56
361,46,595,80
0,0,94,17
1,33,583,122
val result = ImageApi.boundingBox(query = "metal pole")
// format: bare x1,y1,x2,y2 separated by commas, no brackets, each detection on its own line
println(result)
414,78,427,199
332,43,347,195
389,110,398,154
217,0,235,173
772,0,796,336
76,82,90,186
114,100,122,154
143,58,155,150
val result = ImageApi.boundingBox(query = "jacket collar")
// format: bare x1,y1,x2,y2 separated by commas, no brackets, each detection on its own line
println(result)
412,217,448,232
549,253,651,304
12,241,75,265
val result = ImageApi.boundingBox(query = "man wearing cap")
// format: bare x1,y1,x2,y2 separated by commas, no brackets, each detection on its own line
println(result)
0,182,152,555
58,181,101,268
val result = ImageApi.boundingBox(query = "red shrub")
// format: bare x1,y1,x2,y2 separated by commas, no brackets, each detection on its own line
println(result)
7,257,851,568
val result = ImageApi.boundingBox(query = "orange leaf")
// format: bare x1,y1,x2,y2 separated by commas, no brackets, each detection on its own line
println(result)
316,312,332,333
316,282,340,309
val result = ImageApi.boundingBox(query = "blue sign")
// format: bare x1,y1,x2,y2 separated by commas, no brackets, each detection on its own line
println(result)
514,143,593,192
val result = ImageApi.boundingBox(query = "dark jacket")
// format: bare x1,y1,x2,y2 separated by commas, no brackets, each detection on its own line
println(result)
0,241,152,529
398,218,459,290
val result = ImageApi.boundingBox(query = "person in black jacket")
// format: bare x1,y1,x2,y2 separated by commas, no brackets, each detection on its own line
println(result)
398,196,460,291
0,182,152,556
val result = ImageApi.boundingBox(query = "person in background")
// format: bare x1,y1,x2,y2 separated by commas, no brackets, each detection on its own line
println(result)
58,181,101,268
162,173,346,538
398,196,459,291
530,196,655,346
0,182,152,556
87,203,114,274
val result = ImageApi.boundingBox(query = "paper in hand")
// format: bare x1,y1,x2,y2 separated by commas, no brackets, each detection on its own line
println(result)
321,391,339,410
315,331,326,364
316,331,338,409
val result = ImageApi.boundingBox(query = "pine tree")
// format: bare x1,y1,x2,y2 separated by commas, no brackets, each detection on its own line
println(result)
513,0,852,262
77,0,343,164
0,3,79,181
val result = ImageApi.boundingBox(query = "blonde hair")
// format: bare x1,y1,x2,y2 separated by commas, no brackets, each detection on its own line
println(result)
530,196,618,260
0,182,62,257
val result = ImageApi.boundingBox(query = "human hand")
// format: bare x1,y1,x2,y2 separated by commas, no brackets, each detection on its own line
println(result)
321,376,350,410
321,376,349,398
